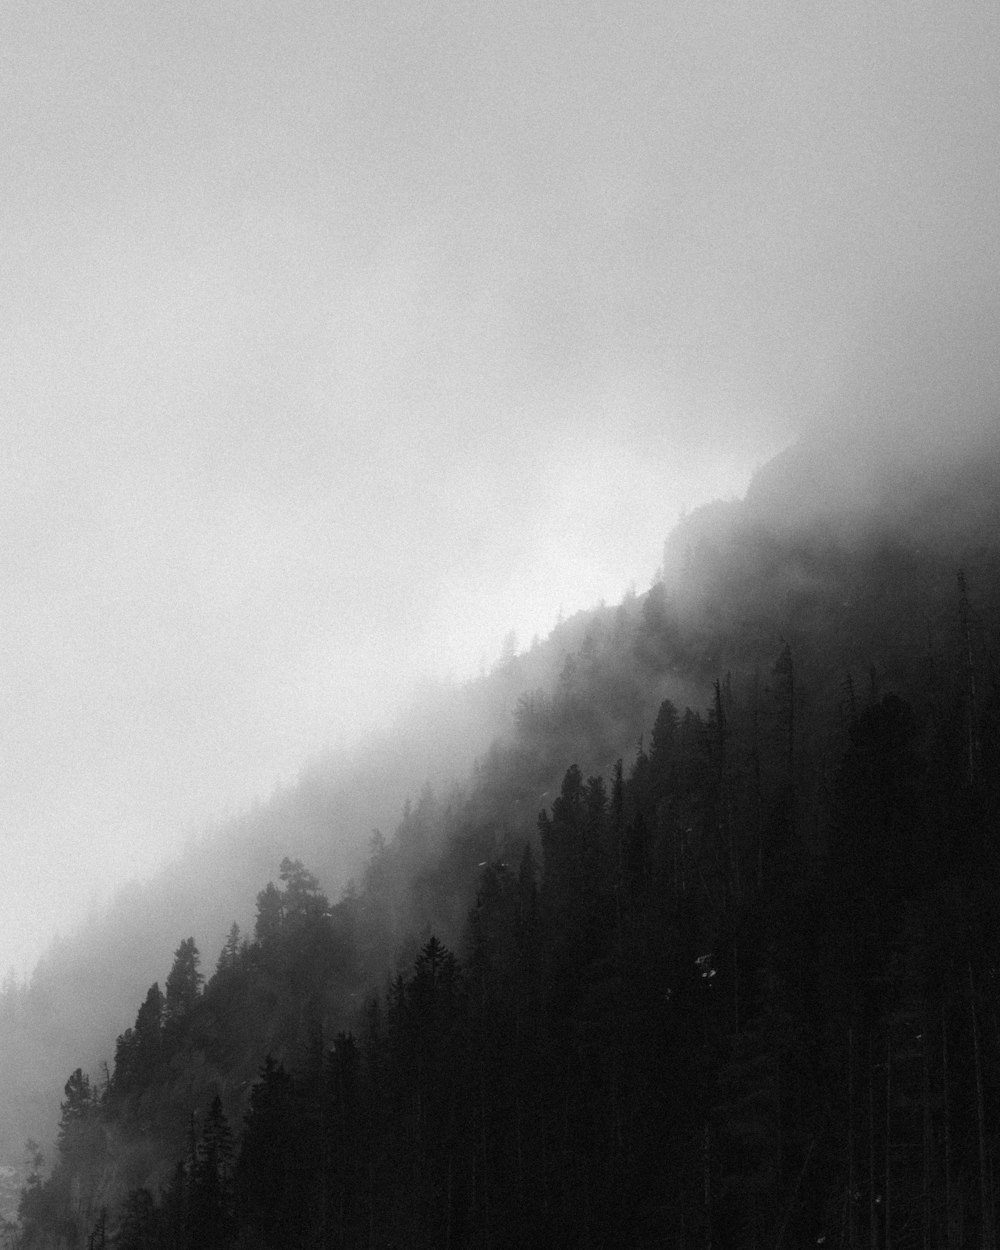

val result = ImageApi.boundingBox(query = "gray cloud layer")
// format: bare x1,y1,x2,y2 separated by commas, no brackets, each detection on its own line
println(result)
3,0,998,971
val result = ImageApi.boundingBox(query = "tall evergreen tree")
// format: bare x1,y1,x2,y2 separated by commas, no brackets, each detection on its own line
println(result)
164,938,203,1029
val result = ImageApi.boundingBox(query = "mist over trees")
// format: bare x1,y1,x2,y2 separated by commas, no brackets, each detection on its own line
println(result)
5,427,1000,1247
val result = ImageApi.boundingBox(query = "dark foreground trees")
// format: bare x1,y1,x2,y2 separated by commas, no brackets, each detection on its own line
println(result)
17,627,1000,1248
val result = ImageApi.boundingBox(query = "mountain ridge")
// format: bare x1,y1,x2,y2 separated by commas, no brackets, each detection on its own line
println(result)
6,423,1000,1245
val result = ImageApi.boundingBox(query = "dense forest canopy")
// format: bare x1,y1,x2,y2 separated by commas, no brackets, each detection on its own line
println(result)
4,427,1000,1247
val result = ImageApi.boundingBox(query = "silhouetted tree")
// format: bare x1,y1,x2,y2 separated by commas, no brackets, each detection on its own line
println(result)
164,938,203,1029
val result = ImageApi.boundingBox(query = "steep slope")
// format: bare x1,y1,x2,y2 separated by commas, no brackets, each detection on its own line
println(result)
0,578,691,1179
9,425,1000,1245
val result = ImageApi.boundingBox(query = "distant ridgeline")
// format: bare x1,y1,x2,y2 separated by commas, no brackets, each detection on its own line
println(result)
11,433,1000,1248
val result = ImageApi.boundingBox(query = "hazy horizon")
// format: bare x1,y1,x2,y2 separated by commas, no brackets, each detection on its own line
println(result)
5,0,1000,977
3,452,763,982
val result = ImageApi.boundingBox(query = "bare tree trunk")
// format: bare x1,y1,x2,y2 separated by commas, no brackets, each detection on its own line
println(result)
942,1002,953,1250
704,1122,713,1250
885,1033,892,1249
923,1005,933,1250
775,1137,818,1250
869,1036,879,1250
848,1025,858,1250
481,1084,492,1250
776,1053,784,1189
969,963,993,1250
515,1094,524,1218
677,1162,687,1250
445,1155,453,1250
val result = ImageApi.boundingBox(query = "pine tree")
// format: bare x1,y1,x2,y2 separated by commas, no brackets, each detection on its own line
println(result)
164,938,203,1029
215,923,243,975
188,1095,235,1247
57,1069,95,1160
236,1056,311,1248
254,881,284,947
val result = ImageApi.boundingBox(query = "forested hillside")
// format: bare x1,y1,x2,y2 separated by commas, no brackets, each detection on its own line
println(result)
8,430,1000,1248
0,613,655,1178
0,556,692,1196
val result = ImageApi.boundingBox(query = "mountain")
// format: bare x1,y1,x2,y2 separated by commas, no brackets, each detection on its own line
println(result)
0,579,683,1185
7,424,1000,1247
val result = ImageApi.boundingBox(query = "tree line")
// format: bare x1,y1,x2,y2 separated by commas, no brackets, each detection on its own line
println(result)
13,585,1000,1247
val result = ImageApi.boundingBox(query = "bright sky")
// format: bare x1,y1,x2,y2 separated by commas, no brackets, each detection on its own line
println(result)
3,0,999,975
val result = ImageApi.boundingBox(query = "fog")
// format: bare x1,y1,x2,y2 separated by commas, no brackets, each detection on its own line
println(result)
3,0,999,976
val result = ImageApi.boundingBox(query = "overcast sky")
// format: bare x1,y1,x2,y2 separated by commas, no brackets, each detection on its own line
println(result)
3,0,999,975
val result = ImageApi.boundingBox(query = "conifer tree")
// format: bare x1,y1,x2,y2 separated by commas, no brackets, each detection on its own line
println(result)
164,938,203,1028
